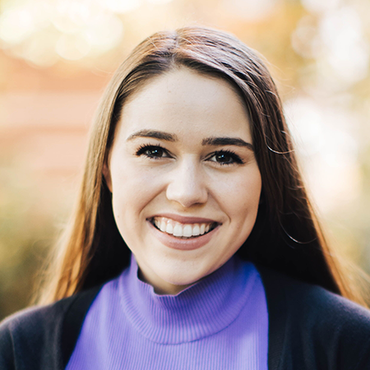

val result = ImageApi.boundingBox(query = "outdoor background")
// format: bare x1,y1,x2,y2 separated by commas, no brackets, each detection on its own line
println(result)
1,0,370,320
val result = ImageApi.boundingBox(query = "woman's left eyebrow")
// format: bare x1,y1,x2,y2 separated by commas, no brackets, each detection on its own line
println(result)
202,137,254,151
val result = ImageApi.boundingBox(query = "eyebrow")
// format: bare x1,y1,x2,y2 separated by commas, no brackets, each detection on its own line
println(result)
127,130,254,151
126,130,178,142
202,137,254,151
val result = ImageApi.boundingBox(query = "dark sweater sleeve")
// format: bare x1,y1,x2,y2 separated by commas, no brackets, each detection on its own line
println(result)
0,322,16,369
287,284,370,370
311,287,370,370
0,303,69,370
259,266,370,370
0,285,102,370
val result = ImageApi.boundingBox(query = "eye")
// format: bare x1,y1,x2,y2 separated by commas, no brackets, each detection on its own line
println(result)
208,150,244,165
136,144,171,159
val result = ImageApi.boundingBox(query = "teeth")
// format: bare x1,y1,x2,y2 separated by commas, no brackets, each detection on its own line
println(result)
173,224,182,237
183,225,192,237
192,224,200,236
166,223,173,234
159,219,167,232
152,217,216,238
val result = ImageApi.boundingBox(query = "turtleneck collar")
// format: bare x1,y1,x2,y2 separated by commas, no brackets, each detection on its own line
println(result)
118,254,257,344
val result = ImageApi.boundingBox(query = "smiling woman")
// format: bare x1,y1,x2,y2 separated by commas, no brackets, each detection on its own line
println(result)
103,68,262,295
1,26,370,370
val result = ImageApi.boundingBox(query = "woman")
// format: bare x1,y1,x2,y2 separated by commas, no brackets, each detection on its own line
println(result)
1,26,370,369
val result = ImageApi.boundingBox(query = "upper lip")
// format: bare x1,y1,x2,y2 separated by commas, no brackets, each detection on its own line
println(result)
148,213,220,225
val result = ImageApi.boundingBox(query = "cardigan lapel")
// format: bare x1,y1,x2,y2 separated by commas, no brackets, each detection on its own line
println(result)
256,265,289,370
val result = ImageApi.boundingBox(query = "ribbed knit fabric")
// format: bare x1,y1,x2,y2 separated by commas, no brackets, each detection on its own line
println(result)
66,255,268,369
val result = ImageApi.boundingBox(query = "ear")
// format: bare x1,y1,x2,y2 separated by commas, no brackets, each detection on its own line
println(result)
102,161,113,192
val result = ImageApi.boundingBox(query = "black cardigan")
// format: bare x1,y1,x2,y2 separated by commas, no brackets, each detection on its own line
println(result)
1,266,370,370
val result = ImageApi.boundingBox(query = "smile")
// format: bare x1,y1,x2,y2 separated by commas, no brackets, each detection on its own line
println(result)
151,216,219,239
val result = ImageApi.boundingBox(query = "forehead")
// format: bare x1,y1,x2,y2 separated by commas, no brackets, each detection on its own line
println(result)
115,67,252,142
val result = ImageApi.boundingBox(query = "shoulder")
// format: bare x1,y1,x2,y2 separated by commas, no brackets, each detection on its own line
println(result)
256,265,370,370
258,264,370,324
0,285,102,370
0,297,75,370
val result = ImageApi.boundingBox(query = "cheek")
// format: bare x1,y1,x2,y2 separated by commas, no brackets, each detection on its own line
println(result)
216,170,262,219
110,163,164,222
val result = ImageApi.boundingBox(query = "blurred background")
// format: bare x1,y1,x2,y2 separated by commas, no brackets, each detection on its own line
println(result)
0,0,370,320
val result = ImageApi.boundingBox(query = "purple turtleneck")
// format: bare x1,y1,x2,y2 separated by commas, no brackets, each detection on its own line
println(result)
67,255,268,369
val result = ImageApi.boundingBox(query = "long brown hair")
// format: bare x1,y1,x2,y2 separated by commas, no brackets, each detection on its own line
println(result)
37,26,367,306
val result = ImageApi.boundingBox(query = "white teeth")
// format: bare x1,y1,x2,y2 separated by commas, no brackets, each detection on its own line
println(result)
152,217,216,238
160,219,167,232
183,225,192,237
192,224,200,236
166,223,173,234
173,224,183,237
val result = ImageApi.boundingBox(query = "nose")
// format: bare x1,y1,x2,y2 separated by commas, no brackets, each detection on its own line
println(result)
166,158,208,208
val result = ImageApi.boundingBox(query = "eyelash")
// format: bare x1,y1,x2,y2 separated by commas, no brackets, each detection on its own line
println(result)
135,144,244,165
136,144,171,159
207,150,244,165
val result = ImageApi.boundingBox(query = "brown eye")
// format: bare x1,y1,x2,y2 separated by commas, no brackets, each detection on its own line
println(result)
208,150,243,165
136,145,171,159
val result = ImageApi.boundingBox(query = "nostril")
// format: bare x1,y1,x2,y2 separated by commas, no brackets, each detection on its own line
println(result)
165,164,208,207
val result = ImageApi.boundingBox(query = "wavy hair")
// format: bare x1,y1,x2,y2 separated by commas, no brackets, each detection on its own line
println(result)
37,26,367,306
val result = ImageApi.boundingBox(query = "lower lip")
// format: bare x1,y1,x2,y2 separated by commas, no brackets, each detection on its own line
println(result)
148,221,220,251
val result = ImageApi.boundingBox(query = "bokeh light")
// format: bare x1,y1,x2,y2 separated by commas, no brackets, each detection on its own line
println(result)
225,0,280,20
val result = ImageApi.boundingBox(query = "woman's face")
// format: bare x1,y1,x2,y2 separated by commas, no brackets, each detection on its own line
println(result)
103,67,262,294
